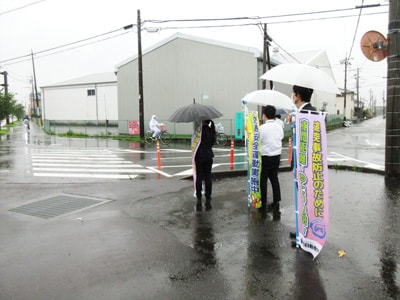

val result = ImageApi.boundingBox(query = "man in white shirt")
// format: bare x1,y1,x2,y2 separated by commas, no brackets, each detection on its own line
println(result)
275,114,285,129
259,105,284,214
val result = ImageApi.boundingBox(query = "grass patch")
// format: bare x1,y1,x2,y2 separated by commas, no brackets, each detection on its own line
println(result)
43,129,57,135
58,129,89,138
6,121,19,128
0,121,19,135
0,128,9,135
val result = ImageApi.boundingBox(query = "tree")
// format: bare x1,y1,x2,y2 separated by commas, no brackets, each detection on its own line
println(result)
0,93,7,130
0,92,17,129
13,103,25,120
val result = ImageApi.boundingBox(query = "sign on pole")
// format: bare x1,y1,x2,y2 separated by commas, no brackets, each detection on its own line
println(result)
294,112,329,258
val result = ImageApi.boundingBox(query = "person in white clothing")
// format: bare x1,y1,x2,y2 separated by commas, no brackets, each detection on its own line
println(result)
275,114,285,129
149,115,161,138
259,105,284,214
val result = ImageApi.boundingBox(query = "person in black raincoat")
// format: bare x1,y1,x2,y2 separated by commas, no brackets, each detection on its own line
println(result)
193,120,216,211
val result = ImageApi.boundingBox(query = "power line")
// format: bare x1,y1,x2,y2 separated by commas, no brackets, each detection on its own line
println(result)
0,0,48,16
0,5,388,66
347,0,365,59
144,5,388,24
0,26,134,65
7,71,31,83
265,11,386,25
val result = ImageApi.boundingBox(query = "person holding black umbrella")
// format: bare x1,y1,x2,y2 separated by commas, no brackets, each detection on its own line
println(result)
192,119,216,211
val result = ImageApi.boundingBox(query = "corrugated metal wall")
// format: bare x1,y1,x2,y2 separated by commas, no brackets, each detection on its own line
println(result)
117,36,260,135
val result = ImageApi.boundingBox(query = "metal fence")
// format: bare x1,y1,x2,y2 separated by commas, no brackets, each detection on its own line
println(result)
43,120,119,137
43,114,344,138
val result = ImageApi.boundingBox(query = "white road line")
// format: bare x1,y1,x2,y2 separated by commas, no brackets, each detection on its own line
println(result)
156,164,193,169
30,148,152,179
34,173,138,179
32,163,142,168
32,155,124,161
150,152,247,161
329,152,384,170
32,154,123,158
146,167,173,178
173,169,193,176
32,159,129,163
32,167,154,173
170,162,248,177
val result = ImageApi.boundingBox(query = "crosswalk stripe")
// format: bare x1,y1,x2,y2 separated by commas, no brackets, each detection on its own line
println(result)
32,159,131,163
32,156,125,161
30,148,154,179
33,167,154,173
33,173,138,179
32,163,143,168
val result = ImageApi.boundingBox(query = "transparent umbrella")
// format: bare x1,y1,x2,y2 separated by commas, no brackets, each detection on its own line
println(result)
261,63,340,94
241,90,295,110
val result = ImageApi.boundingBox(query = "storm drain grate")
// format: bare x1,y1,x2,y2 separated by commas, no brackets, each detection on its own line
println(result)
9,194,108,219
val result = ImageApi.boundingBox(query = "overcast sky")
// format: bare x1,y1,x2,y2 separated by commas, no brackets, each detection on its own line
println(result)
0,0,389,106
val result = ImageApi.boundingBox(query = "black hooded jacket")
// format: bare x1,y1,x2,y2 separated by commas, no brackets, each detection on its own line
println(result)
195,124,216,161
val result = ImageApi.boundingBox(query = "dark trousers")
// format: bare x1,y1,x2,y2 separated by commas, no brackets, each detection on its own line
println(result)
260,155,281,206
195,158,213,199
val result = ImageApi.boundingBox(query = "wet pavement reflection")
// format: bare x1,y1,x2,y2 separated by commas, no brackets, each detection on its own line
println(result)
126,170,400,299
193,213,217,269
1,118,399,299
380,181,400,299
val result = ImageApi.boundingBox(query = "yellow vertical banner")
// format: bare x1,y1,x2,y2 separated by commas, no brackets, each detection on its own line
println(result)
246,111,261,208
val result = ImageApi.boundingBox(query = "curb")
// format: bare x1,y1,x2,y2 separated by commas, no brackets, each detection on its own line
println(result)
182,164,385,181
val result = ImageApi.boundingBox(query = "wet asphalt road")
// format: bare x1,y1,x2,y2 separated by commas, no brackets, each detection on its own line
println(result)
0,117,399,299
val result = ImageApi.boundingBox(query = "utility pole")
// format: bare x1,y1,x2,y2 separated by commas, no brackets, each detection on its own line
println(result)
356,68,360,116
31,50,40,118
382,90,386,117
385,0,400,178
340,56,351,120
0,71,10,124
262,24,273,90
370,89,373,111
0,71,8,94
137,9,145,139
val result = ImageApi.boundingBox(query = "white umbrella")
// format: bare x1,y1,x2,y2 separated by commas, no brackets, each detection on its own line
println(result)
261,63,340,95
241,90,295,110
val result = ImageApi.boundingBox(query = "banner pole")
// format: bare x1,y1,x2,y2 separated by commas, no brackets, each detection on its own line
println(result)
292,110,300,248
244,104,250,207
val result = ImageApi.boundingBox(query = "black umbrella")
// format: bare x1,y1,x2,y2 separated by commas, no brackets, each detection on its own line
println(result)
168,99,223,123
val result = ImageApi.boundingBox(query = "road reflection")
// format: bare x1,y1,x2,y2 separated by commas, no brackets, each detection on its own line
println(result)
24,131,30,144
380,180,400,299
292,251,327,300
193,212,216,268
244,209,283,298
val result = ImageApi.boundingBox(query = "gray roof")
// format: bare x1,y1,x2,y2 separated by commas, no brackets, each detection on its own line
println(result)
41,72,116,88
115,32,266,71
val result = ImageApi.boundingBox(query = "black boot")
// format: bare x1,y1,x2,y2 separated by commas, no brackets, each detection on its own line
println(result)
196,198,202,211
268,202,280,212
205,197,212,211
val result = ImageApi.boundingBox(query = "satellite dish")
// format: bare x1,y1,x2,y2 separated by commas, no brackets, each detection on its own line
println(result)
360,30,388,62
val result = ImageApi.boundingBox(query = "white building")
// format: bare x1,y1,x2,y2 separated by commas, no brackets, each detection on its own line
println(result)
336,89,356,119
41,72,118,125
